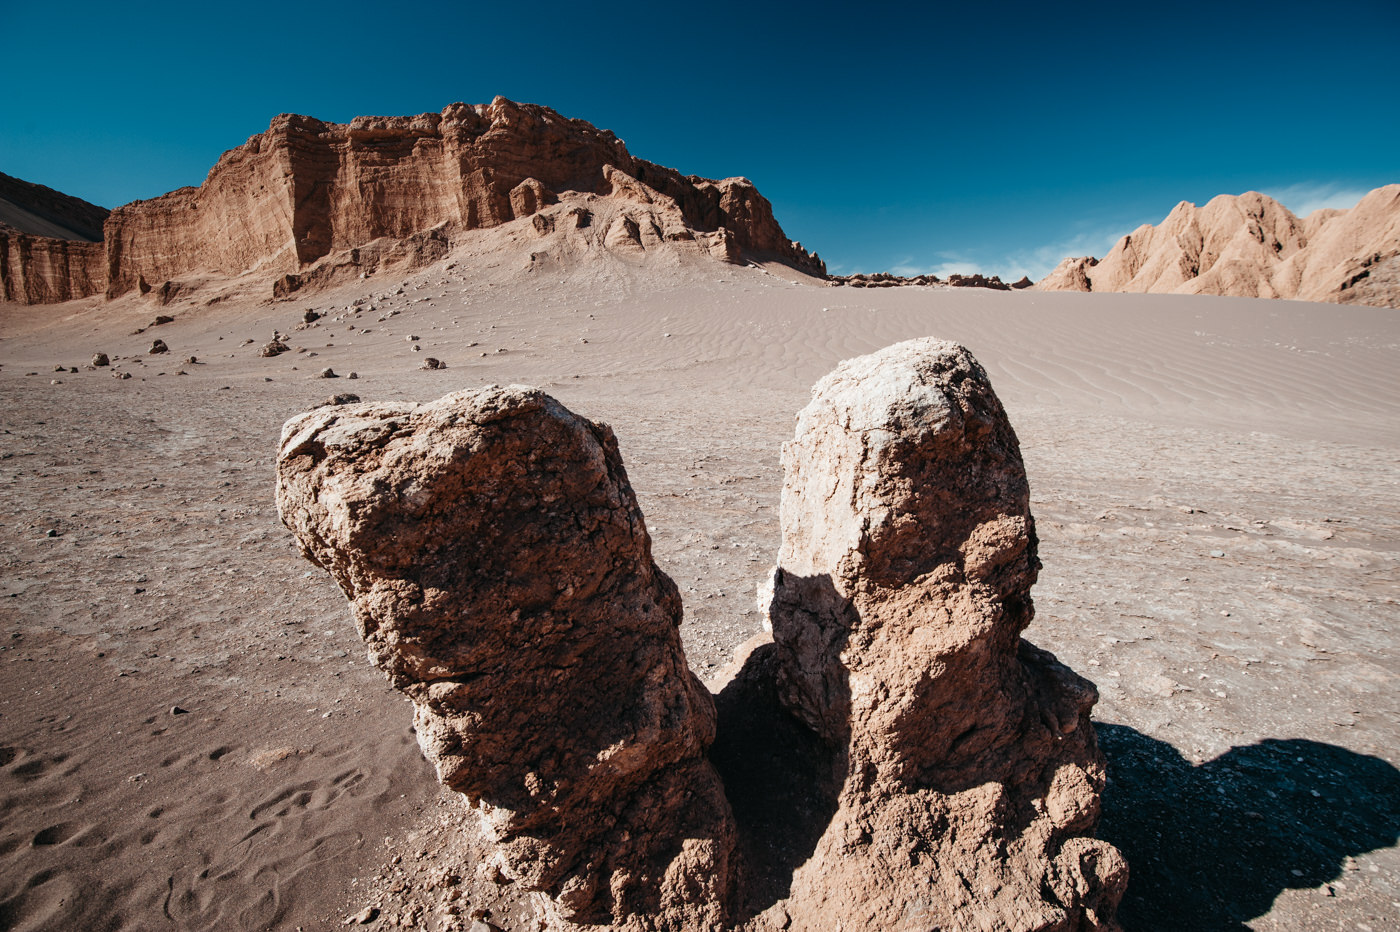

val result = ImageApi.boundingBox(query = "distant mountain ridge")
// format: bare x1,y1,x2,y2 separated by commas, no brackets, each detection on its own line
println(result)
1,98,825,305
1036,186,1400,308
0,172,108,242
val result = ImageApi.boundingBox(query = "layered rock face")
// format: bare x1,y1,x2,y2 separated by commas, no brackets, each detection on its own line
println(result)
275,387,736,931
0,232,105,304
3,99,823,305
1037,185,1400,307
762,338,1125,931
0,172,108,303
102,97,823,299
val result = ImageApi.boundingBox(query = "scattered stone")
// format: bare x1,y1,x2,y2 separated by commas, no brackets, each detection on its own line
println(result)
92,353,110,367
1209,550,1226,558
260,340,289,357
346,906,379,925
321,393,361,407
304,309,321,323
149,339,169,355
419,358,445,370
50,379,62,385
348,372,359,380
45,529,58,538
170,706,189,715
115,371,132,380
53,364,66,372
150,315,175,326
318,368,338,379
184,356,198,365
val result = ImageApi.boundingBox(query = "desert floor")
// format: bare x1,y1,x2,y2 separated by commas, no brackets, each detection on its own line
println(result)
2,248,1397,931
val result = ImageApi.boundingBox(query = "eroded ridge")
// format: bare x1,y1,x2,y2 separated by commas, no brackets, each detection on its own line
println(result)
761,338,1127,931
276,386,736,931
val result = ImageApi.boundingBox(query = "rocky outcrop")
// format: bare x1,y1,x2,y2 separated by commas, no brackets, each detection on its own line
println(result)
276,387,737,931
759,338,1125,931
0,230,105,304
100,97,823,299
829,271,1024,290
3,99,824,305
1036,185,1400,307
0,172,110,303
276,345,1122,932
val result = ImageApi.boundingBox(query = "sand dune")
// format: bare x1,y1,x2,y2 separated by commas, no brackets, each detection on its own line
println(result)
2,250,1398,929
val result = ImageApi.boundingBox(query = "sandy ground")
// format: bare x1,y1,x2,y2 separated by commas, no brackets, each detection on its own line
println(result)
1,246,1397,931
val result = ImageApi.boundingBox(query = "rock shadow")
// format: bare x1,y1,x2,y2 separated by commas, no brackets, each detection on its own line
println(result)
709,575,851,920
710,641,844,920
1096,723,1400,930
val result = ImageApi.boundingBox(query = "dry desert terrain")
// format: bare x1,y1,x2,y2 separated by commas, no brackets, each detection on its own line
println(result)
2,249,1398,931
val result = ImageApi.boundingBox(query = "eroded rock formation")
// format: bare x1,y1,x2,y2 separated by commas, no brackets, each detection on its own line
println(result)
757,338,1125,930
0,231,105,304
1037,185,1400,308
0,171,109,304
275,387,737,931
3,99,825,305
829,271,1028,290
275,342,1123,931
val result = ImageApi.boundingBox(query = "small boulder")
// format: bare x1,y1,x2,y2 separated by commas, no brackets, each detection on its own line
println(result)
92,353,110,367
149,339,169,355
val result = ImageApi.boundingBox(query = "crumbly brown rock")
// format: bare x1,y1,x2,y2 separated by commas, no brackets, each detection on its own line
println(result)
276,385,736,931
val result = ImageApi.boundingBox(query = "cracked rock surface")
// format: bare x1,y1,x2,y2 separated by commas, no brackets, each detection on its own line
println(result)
276,385,736,931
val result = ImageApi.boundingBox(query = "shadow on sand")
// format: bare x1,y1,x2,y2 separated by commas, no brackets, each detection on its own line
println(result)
1096,723,1400,930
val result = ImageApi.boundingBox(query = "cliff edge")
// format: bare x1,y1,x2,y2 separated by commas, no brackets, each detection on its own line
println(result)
1,98,825,305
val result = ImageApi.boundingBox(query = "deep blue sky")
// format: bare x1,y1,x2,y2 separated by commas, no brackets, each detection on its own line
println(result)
4,0,1397,278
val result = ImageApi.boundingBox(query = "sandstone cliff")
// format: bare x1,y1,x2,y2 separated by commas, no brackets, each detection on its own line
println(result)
1037,185,1400,307
2,99,824,305
0,172,109,304
0,231,105,304
99,97,823,299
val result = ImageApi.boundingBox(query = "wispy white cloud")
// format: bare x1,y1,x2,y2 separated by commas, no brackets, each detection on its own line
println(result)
1259,181,1369,218
879,235,1124,283
888,254,977,278
994,224,1133,282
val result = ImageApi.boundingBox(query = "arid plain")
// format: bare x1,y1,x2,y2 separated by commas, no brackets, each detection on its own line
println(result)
2,242,1397,930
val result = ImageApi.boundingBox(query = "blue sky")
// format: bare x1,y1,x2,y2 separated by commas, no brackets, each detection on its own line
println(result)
4,0,1396,279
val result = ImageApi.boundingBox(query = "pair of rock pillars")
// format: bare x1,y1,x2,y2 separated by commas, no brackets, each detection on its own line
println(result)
276,337,1126,931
